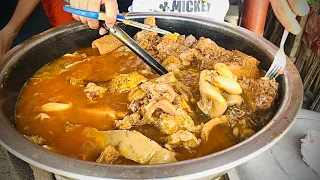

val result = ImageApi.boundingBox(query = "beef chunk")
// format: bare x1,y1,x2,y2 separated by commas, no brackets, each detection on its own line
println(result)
157,33,187,60
179,48,199,66
134,30,160,55
133,17,160,55
144,16,157,27
193,38,234,67
108,72,147,94
25,135,46,145
192,37,223,59
113,46,131,57
92,35,123,55
193,38,261,79
184,35,197,48
228,50,261,79
84,83,107,100
35,113,50,120
115,113,141,130
69,77,85,86
162,56,183,76
165,130,201,150
239,77,279,112
96,146,120,164
41,102,72,112
64,121,81,132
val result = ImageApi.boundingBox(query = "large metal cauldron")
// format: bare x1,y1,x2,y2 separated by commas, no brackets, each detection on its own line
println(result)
0,13,302,180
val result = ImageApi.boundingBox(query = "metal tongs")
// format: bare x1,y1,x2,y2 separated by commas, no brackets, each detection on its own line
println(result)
63,5,171,35
63,5,169,75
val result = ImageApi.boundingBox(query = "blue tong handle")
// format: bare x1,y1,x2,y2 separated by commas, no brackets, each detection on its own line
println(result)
63,5,126,21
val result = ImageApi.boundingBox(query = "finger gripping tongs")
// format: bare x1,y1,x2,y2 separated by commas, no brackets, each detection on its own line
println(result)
63,5,169,75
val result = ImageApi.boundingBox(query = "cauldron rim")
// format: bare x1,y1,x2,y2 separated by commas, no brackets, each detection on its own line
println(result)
0,12,302,179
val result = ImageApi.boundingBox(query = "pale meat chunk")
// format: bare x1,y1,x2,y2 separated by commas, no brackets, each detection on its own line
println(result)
69,77,85,86
201,115,228,141
179,48,199,66
162,56,182,67
113,46,131,57
134,30,160,55
194,38,241,67
193,38,260,79
157,114,179,135
78,107,117,120
228,50,261,79
64,121,81,132
149,149,178,164
162,56,184,76
192,37,224,59
184,35,197,48
115,113,141,129
165,130,201,150
157,33,187,60
84,83,107,100
144,16,157,27
109,72,147,94
157,108,201,135
133,17,160,55
92,35,123,55
34,113,50,120
103,130,177,164
25,135,46,145
96,146,120,164
239,77,279,112
41,102,72,112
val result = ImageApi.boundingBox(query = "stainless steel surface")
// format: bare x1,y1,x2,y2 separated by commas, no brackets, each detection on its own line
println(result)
0,13,303,180
106,24,168,75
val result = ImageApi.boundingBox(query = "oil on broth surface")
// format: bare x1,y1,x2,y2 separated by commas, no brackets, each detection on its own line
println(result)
16,47,242,163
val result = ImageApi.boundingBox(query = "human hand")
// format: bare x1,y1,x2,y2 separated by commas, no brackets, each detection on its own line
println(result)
269,0,310,35
0,27,16,59
70,0,119,35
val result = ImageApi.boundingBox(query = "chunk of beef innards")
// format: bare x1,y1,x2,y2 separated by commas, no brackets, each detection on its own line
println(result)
115,113,141,130
133,17,160,55
239,77,279,112
165,130,201,150
134,30,160,55
96,146,120,164
84,83,107,100
92,35,123,55
227,50,261,79
41,102,72,112
192,37,223,59
64,121,81,132
144,16,157,27
25,135,46,145
157,33,187,60
108,72,147,94
193,39,261,79
184,35,197,48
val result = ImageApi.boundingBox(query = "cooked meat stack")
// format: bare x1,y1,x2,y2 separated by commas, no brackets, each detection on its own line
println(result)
88,16,279,162
28,16,279,165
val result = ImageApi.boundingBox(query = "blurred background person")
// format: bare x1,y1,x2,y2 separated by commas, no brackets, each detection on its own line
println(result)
0,0,74,58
